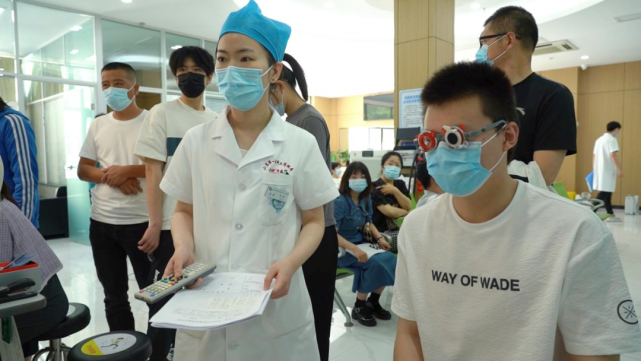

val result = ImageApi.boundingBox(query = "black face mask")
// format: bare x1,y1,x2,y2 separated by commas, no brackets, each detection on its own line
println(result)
178,72,206,98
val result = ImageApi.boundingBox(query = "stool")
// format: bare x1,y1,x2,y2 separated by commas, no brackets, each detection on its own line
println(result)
68,331,152,361
33,302,91,361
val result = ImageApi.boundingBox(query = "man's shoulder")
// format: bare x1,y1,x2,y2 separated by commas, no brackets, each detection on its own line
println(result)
532,73,573,96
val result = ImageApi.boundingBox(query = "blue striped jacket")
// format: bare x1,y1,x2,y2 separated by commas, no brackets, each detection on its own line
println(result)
0,107,39,228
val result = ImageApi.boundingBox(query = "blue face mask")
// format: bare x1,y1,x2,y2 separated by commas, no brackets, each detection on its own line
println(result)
104,85,134,111
216,65,273,112
384,165,401,181
475,35,507,66
269,89,286,116
335,168,343,176
349,179,369,193
426,130,505,197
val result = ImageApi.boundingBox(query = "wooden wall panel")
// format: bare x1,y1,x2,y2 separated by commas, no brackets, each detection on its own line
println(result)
311,96,336,116
428,0,455,43
397,39,429,91
578,64,625,94
622,90,641,200
396,0,429,43
428,38,454,78
336,95,363,116
540,68,579,94
624,61,641,91
576,92,625,204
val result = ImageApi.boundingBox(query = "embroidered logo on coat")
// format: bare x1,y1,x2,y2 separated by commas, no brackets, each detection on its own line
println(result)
262,159,294,175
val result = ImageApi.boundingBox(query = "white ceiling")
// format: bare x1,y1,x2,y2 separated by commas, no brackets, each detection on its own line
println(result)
15,0,641,97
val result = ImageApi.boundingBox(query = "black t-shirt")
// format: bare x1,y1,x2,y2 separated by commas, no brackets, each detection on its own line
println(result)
512,73,577,164
371,179,410,232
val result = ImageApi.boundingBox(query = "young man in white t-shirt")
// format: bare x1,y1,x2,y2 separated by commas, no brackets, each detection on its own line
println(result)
593,121,623,222
134,46,217,357
392,62,641,361
78,62,150,336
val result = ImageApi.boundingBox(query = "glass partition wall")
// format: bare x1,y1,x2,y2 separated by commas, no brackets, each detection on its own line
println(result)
0,0,223,243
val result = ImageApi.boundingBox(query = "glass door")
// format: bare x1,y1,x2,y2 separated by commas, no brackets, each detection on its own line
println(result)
25,81,95,245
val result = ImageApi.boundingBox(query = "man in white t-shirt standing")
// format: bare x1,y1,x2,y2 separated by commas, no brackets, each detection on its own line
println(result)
393,62,641,361
78,62,150,337
134,46,217,358
593,121,623,222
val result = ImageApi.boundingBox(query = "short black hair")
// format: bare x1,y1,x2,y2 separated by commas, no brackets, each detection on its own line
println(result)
101,62,137,82
331,162,341,170
339,161,372,199
381,151,404,168
484,6,538,52
169,46,215,76
421,61,519,162
416,160,432,189
0,96,9,112
607,121,622,132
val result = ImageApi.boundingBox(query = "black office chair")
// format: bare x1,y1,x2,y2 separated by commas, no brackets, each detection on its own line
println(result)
33,302,91,360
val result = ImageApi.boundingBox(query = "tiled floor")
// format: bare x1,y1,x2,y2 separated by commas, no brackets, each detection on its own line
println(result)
37,209,640,360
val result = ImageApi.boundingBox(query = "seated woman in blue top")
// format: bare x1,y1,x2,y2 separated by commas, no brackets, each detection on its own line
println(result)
334,161,397,327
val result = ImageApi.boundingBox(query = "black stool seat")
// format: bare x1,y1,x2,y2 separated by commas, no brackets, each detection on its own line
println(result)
68,331,152,361
37,302,91,341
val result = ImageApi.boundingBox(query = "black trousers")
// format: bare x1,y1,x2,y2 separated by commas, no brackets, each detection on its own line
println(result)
15,274,69,356
89,220,175,361
146,230,177,361
303,226,338,361
597,191,614,214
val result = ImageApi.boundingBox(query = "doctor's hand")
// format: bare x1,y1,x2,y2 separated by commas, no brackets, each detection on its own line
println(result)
138,225,160,254
102,166,129,188
117,179,143,195
264,258,298,299
164,247,203,290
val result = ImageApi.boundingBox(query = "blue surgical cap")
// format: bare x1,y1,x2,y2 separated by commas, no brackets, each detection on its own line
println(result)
220,0,291,62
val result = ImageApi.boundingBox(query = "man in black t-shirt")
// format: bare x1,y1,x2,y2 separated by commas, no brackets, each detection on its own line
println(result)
479,6,577,185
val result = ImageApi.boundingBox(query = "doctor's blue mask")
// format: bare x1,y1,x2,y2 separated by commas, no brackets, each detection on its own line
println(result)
476,34,508,66
104,85,135,111
216,65,274,112
426,122,506,197
269,88,286,116
349,179,369,194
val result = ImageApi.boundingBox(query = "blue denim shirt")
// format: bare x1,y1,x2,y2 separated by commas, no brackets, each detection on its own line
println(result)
334,194,373,245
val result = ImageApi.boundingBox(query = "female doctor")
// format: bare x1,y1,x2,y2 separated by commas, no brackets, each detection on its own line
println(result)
159,1,339,361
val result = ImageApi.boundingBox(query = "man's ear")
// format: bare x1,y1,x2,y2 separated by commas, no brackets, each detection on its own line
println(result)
503,121,519,153
205,74,213,86
133,83,140,96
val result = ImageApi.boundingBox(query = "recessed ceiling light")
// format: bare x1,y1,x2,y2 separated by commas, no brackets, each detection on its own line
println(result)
325,2,335,9
0,68,4,71
171,45,182,50
0,7,5,15
121,0,133,3
581,55,589,60
70,25,82,31
85,55,96,62
470,2,481,9
70,49,79,55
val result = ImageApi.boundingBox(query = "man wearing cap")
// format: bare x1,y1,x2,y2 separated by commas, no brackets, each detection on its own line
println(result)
159,1,338,360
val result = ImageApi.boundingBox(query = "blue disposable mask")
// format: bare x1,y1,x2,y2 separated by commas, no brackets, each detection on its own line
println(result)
104,85,135,111
426,130,505,197
216,65,273,112
335,168,343,176
384,166,401,181
349,179,369,193
475,35,507,66
269,89,286,116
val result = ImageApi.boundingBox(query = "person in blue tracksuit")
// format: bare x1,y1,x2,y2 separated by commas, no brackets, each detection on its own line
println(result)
0,96,39,228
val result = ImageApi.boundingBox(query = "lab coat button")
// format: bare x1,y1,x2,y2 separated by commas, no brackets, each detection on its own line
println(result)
239,184,246,191
232,263,241,270
228,341,239,350
235,224,243,230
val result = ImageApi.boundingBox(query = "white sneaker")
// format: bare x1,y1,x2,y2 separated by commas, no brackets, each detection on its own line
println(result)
606,216,622,222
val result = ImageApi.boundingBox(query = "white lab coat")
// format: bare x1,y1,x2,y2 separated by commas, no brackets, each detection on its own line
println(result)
592,133,619,192
160,107,339,361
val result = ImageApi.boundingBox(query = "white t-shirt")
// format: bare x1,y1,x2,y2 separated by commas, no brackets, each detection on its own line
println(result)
79,111,149,225
593,132,619,192
134,99,217,230
392,181,641,360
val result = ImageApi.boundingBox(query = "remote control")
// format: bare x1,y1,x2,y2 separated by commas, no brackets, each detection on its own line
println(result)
135,262,216,304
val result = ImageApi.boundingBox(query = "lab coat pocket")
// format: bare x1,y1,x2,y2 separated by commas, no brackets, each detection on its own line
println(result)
260,293,311,339
260,173,294,226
